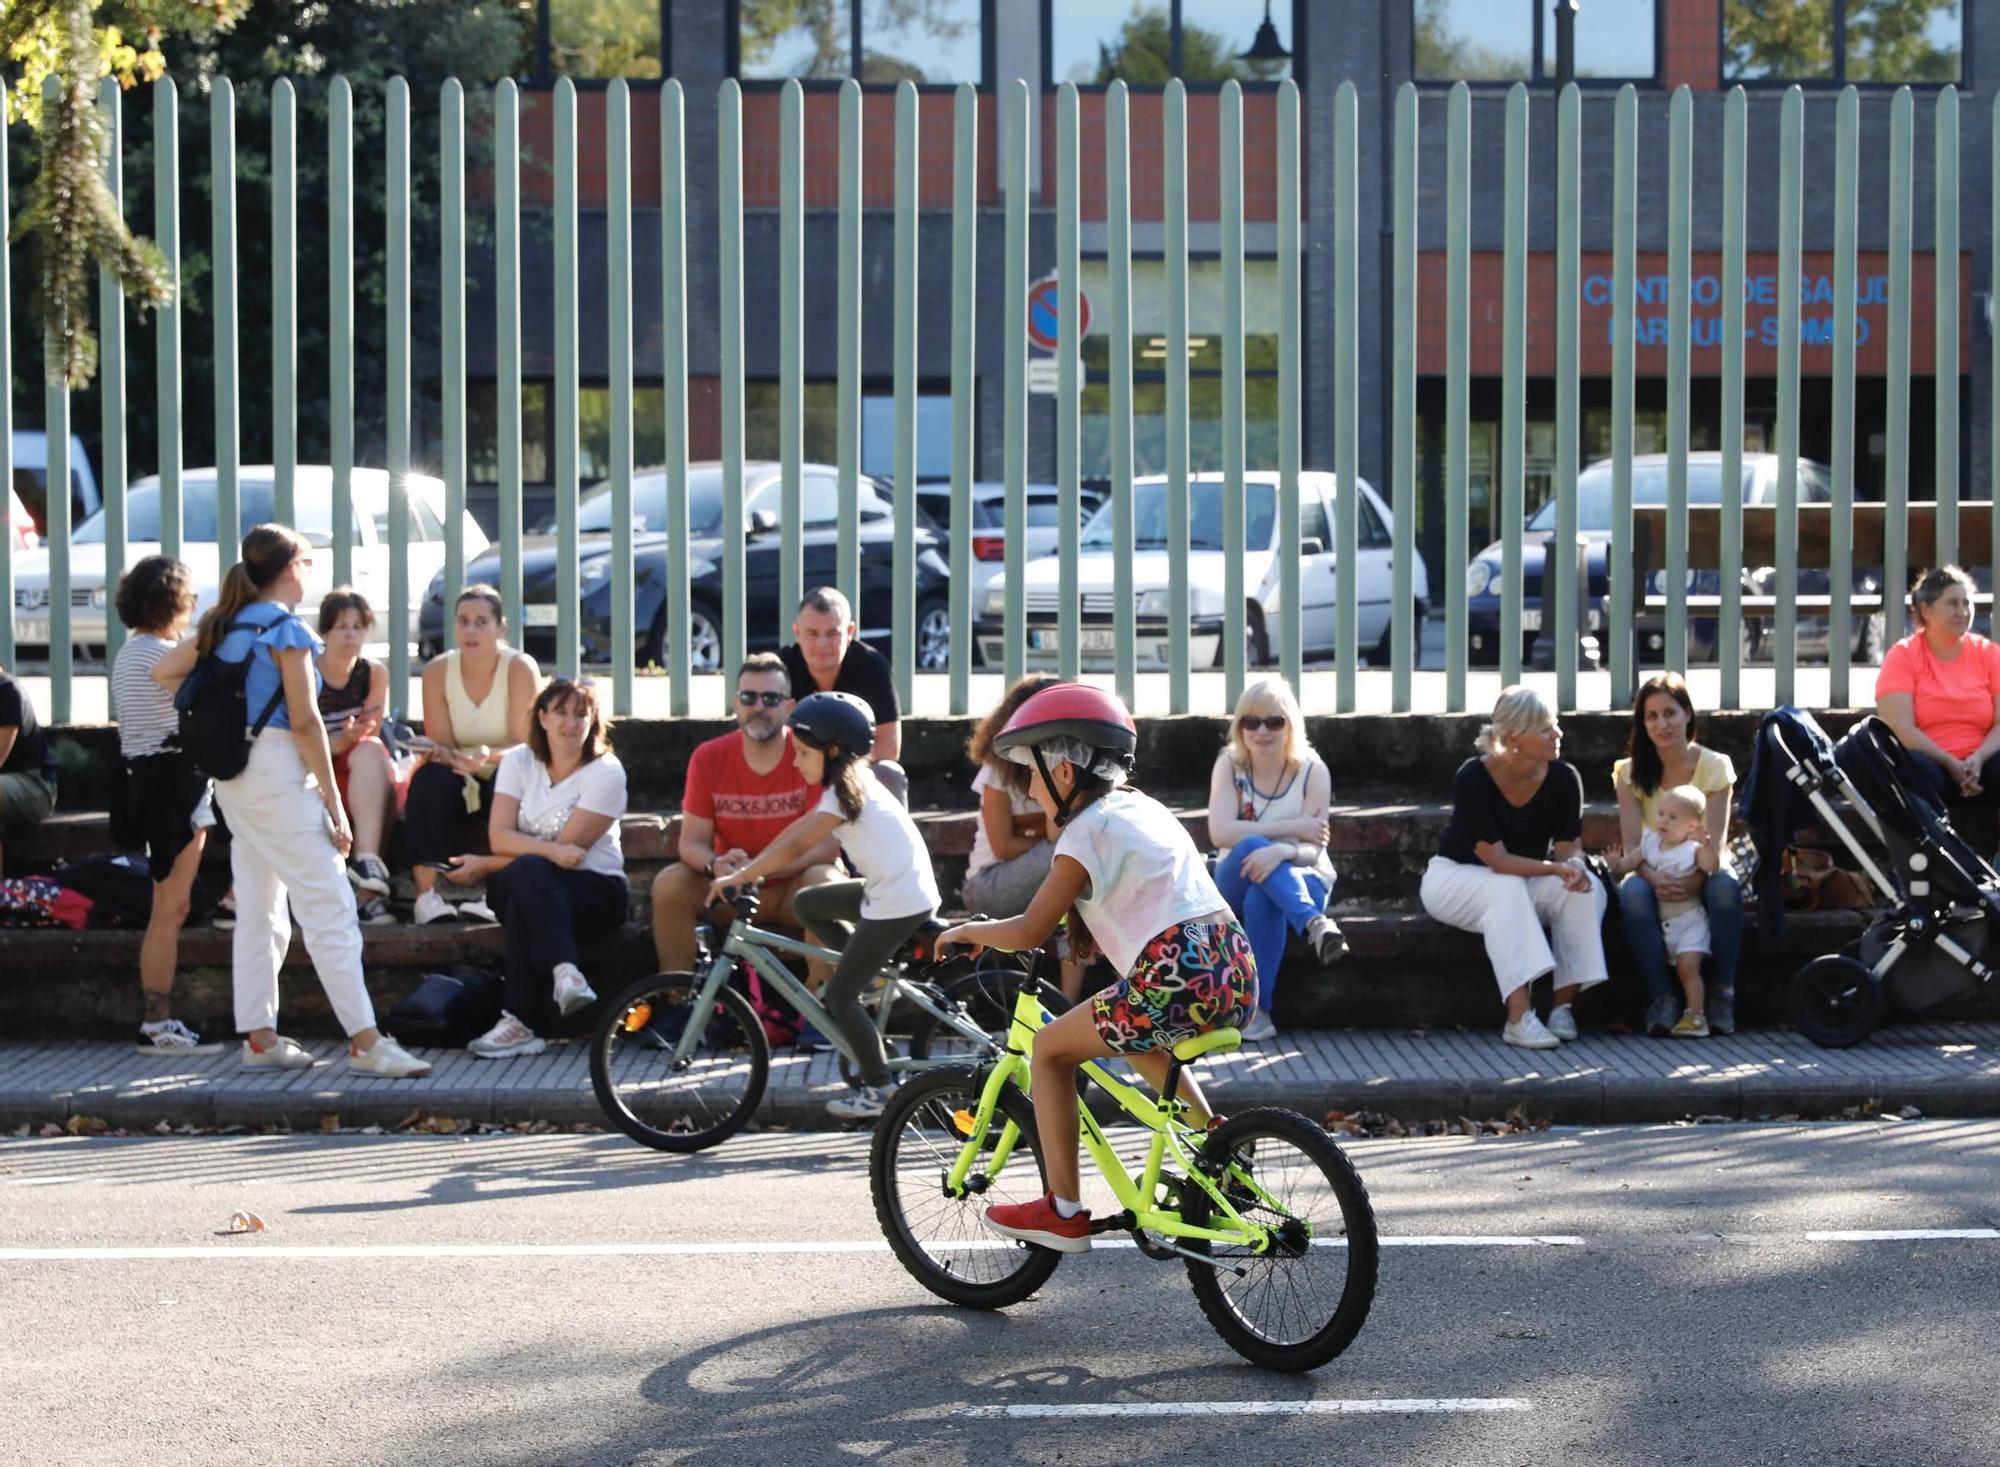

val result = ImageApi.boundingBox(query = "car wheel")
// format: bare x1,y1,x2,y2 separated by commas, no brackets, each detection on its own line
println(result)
1367,601,1427,669
915,598,951,671
643,601,724,674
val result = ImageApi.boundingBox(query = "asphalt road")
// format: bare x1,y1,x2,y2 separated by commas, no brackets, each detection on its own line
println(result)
4,1119,1998,1467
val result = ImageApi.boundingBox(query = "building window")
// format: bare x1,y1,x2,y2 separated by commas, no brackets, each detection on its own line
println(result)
1724,0,1961,84
469,382,553,485
1416,0,1656,84
737,0,985,83
538,0,664,80
861,393,958,479
1050,0,1293,87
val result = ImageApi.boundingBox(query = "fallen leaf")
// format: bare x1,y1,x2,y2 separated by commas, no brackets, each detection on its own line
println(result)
39,1123,63,1138
319,1114,342,1133
65,1116,109,1137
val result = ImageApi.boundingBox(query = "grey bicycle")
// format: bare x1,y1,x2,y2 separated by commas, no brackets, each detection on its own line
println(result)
589,886,1017,1152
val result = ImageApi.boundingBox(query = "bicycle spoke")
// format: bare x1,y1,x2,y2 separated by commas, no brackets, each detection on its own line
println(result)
1203,1129,1358,1350
884,1081,1044,1290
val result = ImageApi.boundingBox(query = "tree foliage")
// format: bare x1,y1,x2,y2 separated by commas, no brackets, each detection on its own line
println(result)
1722,0,1960,82
1083,6,1285,86
3,0,247,385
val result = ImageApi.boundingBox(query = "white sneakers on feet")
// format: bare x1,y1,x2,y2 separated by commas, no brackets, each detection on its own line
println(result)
553,963,598,1016
469,1012,548,1059
1503,1012,1561,1050
241,1034,316,1069
140,1018,203,1052
1546,1004,1579,1041
826,1084,893,1121
1239,1008,1279,1043
413,889,457,925
348,1034,433,1078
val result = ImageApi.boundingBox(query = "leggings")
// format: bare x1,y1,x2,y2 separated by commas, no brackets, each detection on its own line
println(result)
791,878,933,1088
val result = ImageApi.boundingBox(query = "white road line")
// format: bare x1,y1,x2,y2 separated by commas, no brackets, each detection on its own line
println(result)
961,1398,1533,1420
1720,1227,2000,1245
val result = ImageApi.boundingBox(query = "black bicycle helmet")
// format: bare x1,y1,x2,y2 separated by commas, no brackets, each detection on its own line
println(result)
787,691,875,767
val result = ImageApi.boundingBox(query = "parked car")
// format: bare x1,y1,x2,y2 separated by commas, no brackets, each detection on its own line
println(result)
420,460,952,671
1465,452,1884,668
9,430,101,539
10,466,486,660
6,486,36,553
912,480,1101,663
974,471,1425,670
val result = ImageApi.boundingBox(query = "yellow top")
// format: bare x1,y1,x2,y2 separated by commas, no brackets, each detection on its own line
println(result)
1612,743,1737,827
443,647,519,751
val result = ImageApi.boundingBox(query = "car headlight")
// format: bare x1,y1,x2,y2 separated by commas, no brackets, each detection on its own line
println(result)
1136,588,1173,618
1649,570,1699,595
983,585,1008,617
89,586,108,609
1466,560,1492,598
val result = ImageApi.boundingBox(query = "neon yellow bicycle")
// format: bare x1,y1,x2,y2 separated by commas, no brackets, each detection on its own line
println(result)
869,962,1379,1373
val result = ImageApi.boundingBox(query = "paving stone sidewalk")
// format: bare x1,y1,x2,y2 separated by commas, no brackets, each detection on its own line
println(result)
7,1023,2000,1131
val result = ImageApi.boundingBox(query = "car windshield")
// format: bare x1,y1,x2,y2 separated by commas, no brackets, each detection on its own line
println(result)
1080,481,1277,552
1525,463,1757,534
578,468,728,536
74,481,332,544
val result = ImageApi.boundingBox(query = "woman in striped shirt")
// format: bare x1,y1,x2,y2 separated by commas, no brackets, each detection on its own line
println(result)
111,556,217,1053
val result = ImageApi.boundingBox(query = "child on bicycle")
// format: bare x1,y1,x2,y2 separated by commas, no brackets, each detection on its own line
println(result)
708,691,939,1121
935,684,1256,1253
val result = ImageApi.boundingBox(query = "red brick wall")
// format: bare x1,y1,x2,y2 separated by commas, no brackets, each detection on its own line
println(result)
1662,0,1721,91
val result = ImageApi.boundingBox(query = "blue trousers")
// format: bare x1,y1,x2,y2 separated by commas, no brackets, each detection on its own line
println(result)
1214,835,1331,1013
1617,868,1744,1000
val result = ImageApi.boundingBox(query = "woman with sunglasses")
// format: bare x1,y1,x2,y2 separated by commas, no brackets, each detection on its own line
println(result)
1206,677,1346,1042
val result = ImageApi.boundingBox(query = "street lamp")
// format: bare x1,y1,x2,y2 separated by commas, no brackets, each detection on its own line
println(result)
1239,0,1291,65
1554,0,1578,85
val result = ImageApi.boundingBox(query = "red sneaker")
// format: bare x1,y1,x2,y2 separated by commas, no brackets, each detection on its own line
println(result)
984,1193,1093,1253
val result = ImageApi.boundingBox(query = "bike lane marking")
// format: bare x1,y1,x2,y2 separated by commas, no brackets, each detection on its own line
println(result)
962,1398,1533,1419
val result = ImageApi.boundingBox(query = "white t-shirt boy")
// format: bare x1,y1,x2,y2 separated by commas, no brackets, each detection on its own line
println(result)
816,774,941,921
495,745,629,879
1055,787,1227,977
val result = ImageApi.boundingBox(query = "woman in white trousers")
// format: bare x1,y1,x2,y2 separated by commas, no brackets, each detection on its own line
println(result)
1420,686,1609,1050
155,525,429,1077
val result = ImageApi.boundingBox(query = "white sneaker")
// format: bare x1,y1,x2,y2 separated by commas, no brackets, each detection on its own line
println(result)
1503,1012,1561,1050
413,889,457,925
552,963,598,1016
348,1034,433,1078
468,1012,547,1059
347,853,392,897
1239,1009,1278,1043
140,1018,203,1051
241,1034,316,1069
826,1084,893,1121
1546,1004,1579,1041
458,898,498,926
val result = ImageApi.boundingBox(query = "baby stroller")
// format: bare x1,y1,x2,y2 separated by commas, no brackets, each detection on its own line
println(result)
1759,711,2000,1047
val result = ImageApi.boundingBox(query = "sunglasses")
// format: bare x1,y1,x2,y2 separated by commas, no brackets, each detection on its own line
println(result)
1238,715,1288,733
736,690,790,708
548,674,597,690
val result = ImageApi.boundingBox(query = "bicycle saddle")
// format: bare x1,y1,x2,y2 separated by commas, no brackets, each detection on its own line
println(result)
1172,1027,1242,1063
898,916,953,964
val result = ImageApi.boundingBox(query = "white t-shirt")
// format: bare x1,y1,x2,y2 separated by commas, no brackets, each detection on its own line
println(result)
1639,827,1702,920
1055,787,1228,978
816,776,941,921
966,763,1046,879
495,745,629,879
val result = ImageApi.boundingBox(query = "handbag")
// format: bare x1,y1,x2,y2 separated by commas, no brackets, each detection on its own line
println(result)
385,966,504,1048
1779,846,1874,911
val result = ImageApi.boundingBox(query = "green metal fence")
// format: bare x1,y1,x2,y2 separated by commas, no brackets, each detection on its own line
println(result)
0,78,1986,723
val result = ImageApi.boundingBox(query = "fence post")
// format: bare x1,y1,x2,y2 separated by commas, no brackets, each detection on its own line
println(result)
1666,86,1692,675
838,79,863,610
1276,79,1301,696
892,80,918,707
779,81,804,638
1885,89,1913,645
1333,82,1359,713
493,79,523,634
331,78,354,595
553,79,580,680
100,78,127,704
1775,86,1804,709
212,78,240,564
1935,86,1960,569
1610,86,1637,707
1222,80,1247,706
610,77,638,716
387,77,413,697
660,79,690,712
1554,83,1579,711
1108,81,1137,707
719,82,747,679
1832,87,1859,708
441,80,467,633
1165,81,1191,713
1391,83,1418,712
1446,82,1471,712
948,83,977,715
155,76,182,559
1057,82,1083,684
272,79,297,528
1499,85,1525,689
1003,80,1029,691
1720,88,1746,710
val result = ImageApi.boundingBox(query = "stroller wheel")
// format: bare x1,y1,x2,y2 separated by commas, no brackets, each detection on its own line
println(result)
1791,955,1885,1049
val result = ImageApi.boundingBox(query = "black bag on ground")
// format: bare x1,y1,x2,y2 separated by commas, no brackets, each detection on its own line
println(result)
51,854,217,929
172,618,289,780
385,966,504,1048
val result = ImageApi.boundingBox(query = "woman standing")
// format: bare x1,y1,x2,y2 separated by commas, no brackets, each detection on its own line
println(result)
316,589,400,923
153,525,430,1077
1614,673,1743,1036
1419,686,1609,1049
452,679,629,1059
111,556,214,1051
405,586,541,925
1207,676,1346,1043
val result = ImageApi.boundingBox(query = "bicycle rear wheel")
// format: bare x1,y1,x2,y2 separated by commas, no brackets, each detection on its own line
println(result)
870,1066,1061,1309
589,973,770,1153
1180,1106,1379,1373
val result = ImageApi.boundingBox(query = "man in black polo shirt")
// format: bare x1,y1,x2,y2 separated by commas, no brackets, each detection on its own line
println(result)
779,586,909,804
0,664,58,872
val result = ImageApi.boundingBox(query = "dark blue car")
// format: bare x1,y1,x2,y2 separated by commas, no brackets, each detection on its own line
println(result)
1465,452,1884,668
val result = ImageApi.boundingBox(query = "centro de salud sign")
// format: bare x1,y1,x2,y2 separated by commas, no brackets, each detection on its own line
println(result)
1417,250,1969,378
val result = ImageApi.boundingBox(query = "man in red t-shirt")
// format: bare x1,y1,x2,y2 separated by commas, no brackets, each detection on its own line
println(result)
650,653,842,973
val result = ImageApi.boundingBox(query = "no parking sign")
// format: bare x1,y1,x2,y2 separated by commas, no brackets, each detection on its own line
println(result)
1026,275,1091,353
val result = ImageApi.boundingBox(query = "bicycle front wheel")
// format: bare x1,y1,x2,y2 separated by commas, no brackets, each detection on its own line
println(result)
870,1066,1061,1309
1180,1106,1379,1373
589,973,770,1153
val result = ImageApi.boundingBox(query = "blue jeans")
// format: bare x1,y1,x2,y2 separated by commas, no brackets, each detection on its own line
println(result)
1617,868,1744,1000
1213,835,1331,1013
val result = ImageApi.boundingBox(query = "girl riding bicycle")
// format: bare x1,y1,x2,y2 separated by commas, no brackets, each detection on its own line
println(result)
936,684,1256,1253
708,691,939,1121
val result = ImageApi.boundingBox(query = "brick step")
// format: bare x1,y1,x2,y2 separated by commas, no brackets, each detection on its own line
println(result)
12,902,1989,1045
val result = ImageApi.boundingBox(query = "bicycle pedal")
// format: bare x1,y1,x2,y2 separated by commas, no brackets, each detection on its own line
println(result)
1087,1210,1135,1236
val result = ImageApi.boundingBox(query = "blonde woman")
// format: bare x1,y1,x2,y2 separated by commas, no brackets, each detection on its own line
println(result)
1418,686,1608,1049
1207,677,1346,1043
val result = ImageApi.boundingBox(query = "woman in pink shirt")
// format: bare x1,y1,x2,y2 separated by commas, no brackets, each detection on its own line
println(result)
1875,564,2000,807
